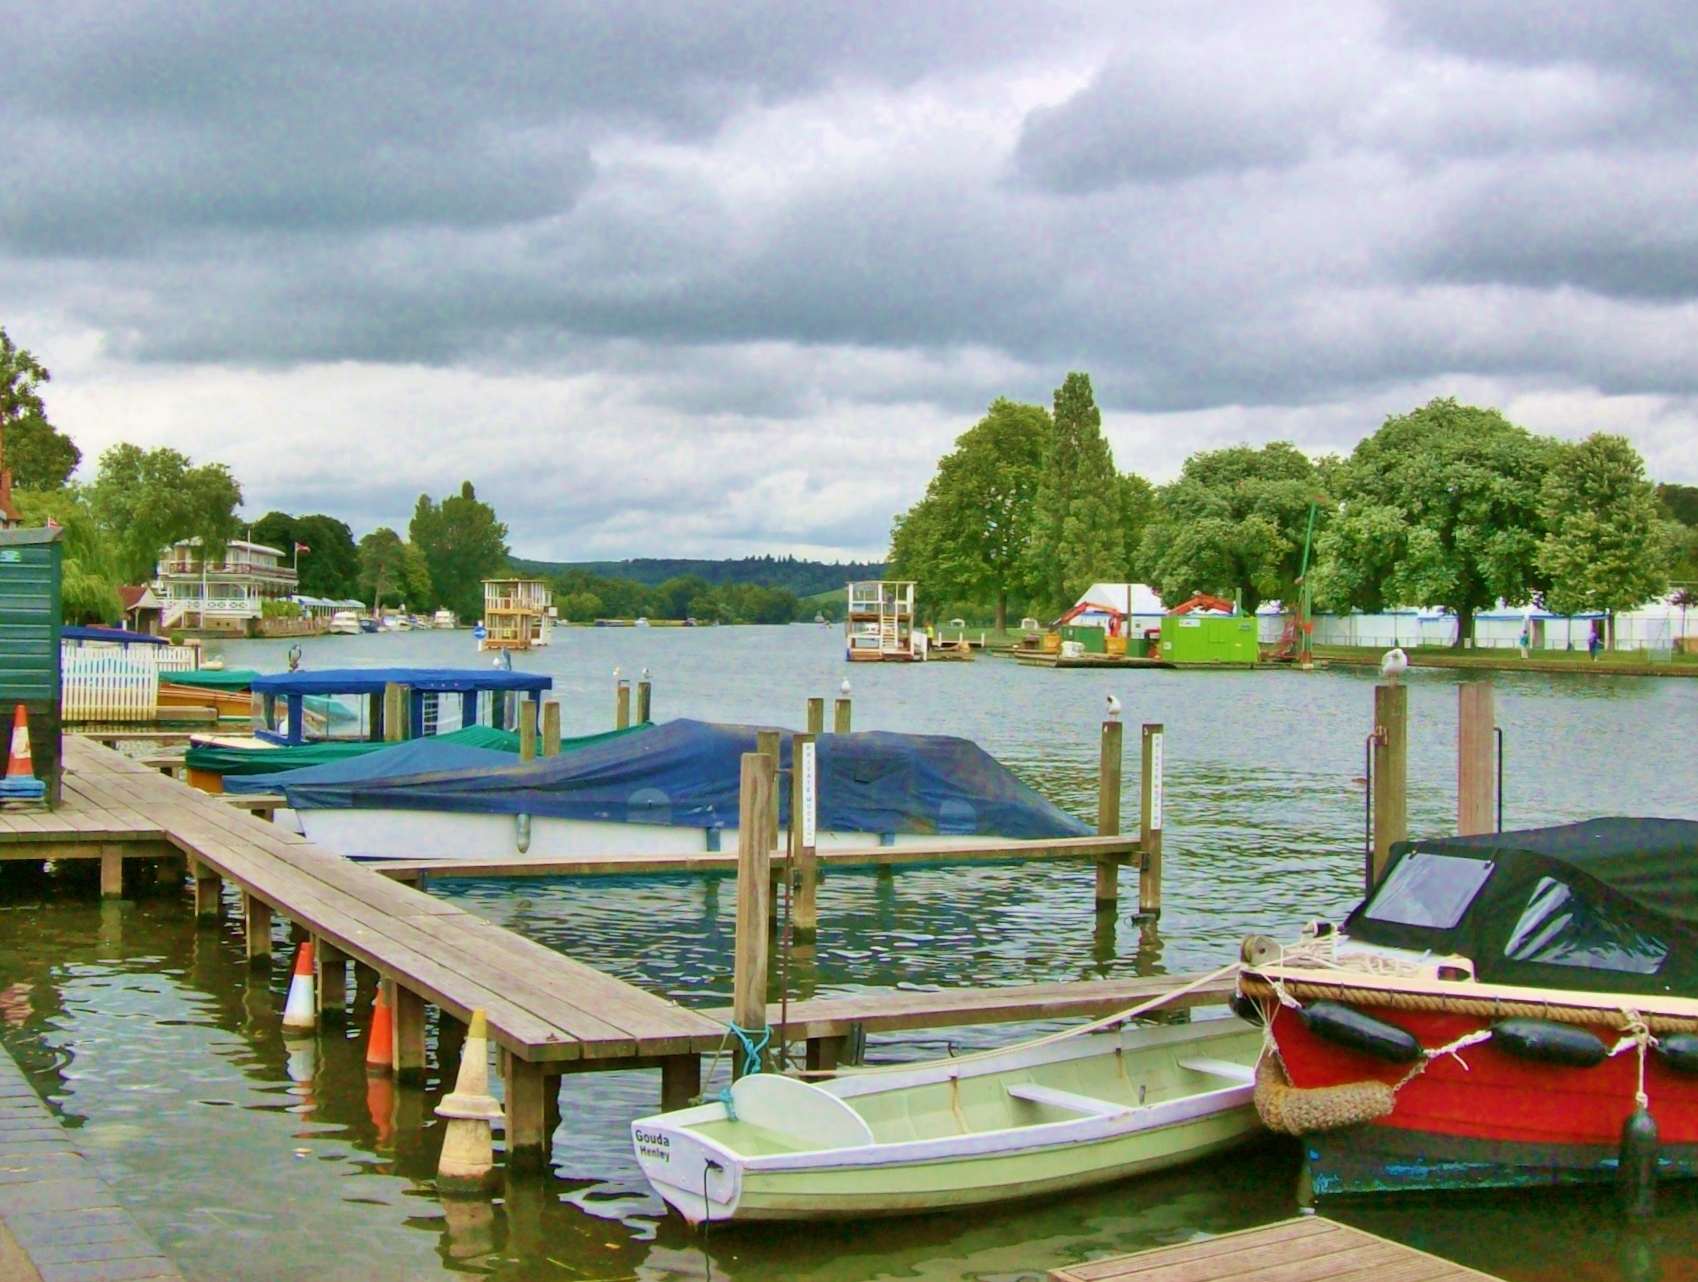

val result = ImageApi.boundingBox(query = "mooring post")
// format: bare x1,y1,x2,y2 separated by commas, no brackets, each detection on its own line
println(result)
518,699,537,761
541,700,561,756
391,983,427,1086
661,1055,701,1113
1138,724,1164,919
1457,681,1495,836
316,939,348,1021
833,696,852,734
1371,684,1409,888
615,678,631,729
636,676,652,724
99,846,124,900
503,1055,550,1173
806,697,825,736
244,892,272,964
383,683,410,743
1095,719,1124,907
192,860,223,921
756,730,782,925
732,751,775,1078
791,732,819,940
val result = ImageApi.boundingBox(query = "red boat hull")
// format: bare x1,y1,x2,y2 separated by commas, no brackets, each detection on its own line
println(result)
1269,1002,1698,1194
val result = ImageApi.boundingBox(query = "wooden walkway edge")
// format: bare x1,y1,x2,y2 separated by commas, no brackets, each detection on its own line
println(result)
1049,1217,1504,1282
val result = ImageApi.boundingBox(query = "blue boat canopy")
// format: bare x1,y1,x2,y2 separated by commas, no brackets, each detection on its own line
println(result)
279,718,1091,840
61,626,170,646
250,668,552,696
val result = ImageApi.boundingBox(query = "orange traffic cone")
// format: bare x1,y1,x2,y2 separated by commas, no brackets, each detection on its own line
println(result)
281,941,316,1031
0,706,44,801
366,984,394,1074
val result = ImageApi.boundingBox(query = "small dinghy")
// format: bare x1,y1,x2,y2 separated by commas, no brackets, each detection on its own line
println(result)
631,1017,1261,1224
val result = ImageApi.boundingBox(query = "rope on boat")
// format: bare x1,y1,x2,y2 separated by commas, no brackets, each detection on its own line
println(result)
709,1023,773,1121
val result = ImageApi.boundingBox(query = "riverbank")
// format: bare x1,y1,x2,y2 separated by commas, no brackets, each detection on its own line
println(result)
1314,644,1698,678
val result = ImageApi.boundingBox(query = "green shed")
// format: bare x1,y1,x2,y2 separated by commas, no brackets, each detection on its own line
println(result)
1057,624,1107,654
0,527,63,804
1159,613,1259,666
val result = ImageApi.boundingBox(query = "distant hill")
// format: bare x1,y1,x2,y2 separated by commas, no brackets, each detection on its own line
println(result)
508,555,888,597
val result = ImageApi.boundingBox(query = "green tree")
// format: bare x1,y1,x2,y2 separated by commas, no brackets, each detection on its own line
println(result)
558,591,603,622
1538,434,1671,645
1140,442,1324,612
252,511,361,599
409,481,510,622
888,398,1048,632
0,327,81,489
1659,483,1698,583
1027,373,1126,612
357,528,409,608
1310,398,1556,646
84,444,244,583
12,488,121,623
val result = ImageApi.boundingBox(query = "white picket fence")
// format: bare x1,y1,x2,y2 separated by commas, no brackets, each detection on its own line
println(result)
60,651,159,722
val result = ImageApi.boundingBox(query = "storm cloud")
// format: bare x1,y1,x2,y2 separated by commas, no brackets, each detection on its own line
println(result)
2,1,1694,558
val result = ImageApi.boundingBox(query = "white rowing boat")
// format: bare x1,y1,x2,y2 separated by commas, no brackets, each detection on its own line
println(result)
631,1017,1261,1223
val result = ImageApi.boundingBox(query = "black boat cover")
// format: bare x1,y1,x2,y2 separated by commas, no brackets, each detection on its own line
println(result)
1345,818,1698,996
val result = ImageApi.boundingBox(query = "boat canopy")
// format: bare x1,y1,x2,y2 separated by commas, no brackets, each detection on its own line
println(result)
61,626,170,646
160,668,262,690
277,717,1093,840
225,736,515,795
249,668,553,697
1345,818,1698,996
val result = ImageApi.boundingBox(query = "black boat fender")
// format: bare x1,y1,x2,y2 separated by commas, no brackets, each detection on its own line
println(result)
1654,1033,1698,1074
1299,1001,1422,1064
1491,1018,1608,1068
1229,992,1265,1026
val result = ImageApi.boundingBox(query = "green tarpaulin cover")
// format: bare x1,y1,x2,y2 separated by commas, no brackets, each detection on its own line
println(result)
185,721,651,777
160,669,262,691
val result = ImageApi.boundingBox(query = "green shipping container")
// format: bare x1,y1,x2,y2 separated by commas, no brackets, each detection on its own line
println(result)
1159,613,1258,665
0,528,63,804
1057,625,1107,654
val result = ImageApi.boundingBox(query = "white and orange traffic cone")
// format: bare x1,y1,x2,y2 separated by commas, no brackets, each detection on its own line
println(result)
435,1009,504,1191
0,705,44,802
366,984,394,1075
281,940,317,1031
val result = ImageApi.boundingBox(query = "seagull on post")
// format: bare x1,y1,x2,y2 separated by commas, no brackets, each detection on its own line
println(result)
1105,694,1122,720
841,678,852,696
1381,647,1409,683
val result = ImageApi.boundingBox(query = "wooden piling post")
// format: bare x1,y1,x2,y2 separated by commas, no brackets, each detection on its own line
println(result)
504,1056,550,1172
1371,684,1408,888
518,699,537,761
1138,724,1164,919
806,697,825,736
244,892,272,964
615,680,631,730
1457,681,1495,836
791,733,818,939
383,683,410,742
193,861,223,920
636,678,652,724
833,696,851,734
756,730,781,925
99,846,124,899
391,982,427,1085
732,751,776,1077
661,1055,701,1113
541,701,561,757
316,940,348,1020
1095,720,1123,907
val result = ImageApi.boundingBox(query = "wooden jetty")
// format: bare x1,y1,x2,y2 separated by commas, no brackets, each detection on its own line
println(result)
1050,1217,1504,1282
0,737,724,1165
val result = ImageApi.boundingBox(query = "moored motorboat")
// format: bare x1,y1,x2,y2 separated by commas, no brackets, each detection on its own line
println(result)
327,610,362,635
1241,818,1698,1197
632,1017,1261,1223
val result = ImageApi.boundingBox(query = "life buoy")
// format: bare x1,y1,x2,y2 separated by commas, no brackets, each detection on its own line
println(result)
1300,1001,1421,1064
1491,1019,1606,1068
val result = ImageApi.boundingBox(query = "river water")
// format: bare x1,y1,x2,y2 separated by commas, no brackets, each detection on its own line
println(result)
1,625,1694,1280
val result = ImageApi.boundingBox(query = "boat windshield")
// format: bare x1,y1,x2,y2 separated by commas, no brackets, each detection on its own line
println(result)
1503,876,1669,974
1361,852,1495,930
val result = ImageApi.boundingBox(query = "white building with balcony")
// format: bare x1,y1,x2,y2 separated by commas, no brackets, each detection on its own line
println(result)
154,538,299,634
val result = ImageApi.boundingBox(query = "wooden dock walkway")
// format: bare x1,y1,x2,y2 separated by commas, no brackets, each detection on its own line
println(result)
1050,1217,1503,1282
0,738,725,1162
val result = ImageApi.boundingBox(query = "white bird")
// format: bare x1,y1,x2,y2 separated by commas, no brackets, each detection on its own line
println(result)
1105,694,1122,719
613,667,622,679
1381,647,1409,683
642,667,651,681
840,678,852,696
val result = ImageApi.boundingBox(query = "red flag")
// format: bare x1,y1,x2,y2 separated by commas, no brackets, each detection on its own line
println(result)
294,543,311,553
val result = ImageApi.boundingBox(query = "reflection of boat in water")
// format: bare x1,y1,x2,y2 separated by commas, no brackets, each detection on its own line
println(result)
632,1019,1261,1223
252,718,1091,862
1243,818,1698,1198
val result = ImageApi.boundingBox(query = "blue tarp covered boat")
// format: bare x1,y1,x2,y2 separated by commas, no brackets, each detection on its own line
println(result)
279,718,1090,861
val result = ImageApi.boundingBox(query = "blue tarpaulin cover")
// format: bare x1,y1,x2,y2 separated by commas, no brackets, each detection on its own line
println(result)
278,718,1091,840
225,737,515,795
250,668,552,696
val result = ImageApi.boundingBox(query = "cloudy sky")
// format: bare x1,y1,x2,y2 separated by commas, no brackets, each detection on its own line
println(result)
3,1,1695,561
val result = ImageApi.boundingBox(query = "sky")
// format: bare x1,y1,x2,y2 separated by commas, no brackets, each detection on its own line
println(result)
3,1,1695,561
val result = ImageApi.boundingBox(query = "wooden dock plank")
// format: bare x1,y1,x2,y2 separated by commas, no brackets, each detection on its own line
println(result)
1048,1218,1503,1282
